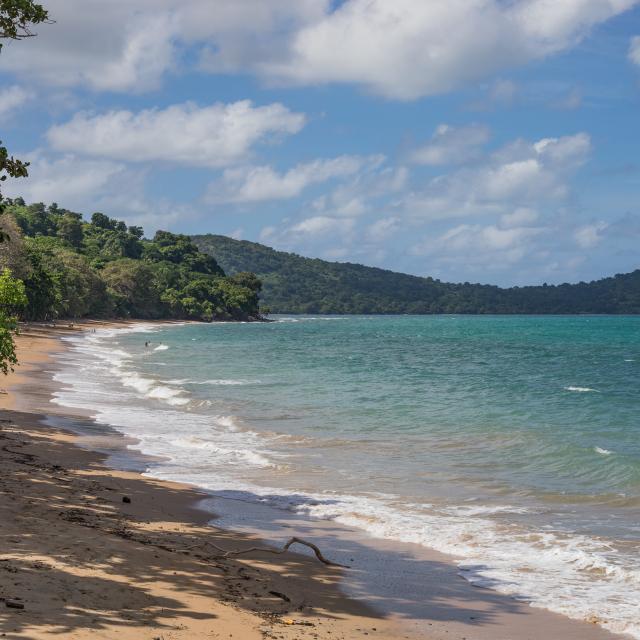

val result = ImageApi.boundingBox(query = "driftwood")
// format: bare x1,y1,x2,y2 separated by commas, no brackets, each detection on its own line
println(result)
197,536,349,568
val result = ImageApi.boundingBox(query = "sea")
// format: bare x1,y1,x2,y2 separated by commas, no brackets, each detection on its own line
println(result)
50,316,640,637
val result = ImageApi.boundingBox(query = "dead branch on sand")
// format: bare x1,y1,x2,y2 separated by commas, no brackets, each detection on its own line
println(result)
197,536,350,568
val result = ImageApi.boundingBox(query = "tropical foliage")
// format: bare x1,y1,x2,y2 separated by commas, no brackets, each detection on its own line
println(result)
0,267,26,374
0,200,263,323
193,234,640,314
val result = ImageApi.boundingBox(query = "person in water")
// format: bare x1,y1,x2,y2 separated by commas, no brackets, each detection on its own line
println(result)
145,341,150,347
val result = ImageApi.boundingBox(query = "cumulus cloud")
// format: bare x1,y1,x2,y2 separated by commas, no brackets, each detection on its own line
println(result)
629,36,640,66
205,155,377,203
366,217,401,242
94,15,177,92
500,208,539,228
257,211,359,259
47,100,306,168
574,222,609,248
0,86,33,120
309,163,406,219
411,222,546,269
0,0,325,92
1,0,635,99
2,152,127,207
1,150,198,232
289,215,355,237
263,0,638,99
409,124,490,166
402,133,591,220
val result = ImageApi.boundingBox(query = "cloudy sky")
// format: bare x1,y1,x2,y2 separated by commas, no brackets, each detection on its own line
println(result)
1,0,639,285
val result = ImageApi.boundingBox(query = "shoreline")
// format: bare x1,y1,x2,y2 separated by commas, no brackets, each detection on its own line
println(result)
0,323,630,640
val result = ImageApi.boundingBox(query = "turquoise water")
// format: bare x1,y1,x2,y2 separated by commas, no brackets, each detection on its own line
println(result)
53,316,640,636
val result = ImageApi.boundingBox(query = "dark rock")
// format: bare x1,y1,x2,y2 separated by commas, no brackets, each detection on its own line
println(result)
122,496,131,504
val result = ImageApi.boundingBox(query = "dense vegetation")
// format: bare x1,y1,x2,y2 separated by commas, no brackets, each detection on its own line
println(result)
193,235,640,314
0,200,263,324
0,1,52,373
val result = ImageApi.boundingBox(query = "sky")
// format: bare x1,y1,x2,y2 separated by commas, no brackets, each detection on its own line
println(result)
1,0,639,286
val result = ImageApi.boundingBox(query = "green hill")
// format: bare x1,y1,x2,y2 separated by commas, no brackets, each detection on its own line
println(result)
0,200,262,322
192,234,640,314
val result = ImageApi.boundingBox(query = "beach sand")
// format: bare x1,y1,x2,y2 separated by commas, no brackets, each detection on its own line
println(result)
0,324,628,640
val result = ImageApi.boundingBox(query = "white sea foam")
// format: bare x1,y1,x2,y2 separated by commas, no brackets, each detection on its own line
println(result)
215,415,243,431
595,446,613,456
57,328,189,409
49,325,640,640
564,386,598,393
276,316,348,323
154,344,169,351
443,504,533,517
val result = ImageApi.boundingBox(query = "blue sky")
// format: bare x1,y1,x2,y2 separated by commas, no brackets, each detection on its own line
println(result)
1,0,639,285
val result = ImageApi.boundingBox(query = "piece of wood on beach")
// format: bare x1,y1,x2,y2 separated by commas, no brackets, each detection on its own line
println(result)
202,536,350,568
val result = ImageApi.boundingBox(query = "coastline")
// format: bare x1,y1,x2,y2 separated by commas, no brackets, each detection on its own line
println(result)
0,323,630,640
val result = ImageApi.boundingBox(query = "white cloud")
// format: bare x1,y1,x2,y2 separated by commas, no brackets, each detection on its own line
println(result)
263,0,638,99
2,150,196,233
1,0,635,99
3,152,127,207
574,222,608,248
259,225,277,242
0,1,325,92
629,36,640,66
0,86,33,120
309,162,406,218
501,208,539,228
409,124,490,166
94,14,176,92
403,133,591,220
47,100,306,168
205,155,374,203
289,215,355,237
366,217,401,242
411,222,546,268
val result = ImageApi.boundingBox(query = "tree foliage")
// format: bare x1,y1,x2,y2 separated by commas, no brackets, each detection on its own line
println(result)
193,234,640,315
0,0,48,46
0,267,27,374
1,200,263,323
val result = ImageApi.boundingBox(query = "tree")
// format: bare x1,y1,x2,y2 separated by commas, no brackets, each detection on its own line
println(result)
0,0,49,46
56,212,83,248
0,142,29,211
0,268,27,375
100,259,161,318
0,1,50,209
0,213,30,278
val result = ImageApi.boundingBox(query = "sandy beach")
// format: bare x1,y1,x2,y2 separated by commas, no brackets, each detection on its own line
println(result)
0,323,630,640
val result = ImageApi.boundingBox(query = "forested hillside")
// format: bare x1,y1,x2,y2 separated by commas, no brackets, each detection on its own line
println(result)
193,234,640,314
0,200,262,321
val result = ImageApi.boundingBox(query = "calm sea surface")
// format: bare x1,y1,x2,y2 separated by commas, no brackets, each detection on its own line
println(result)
53,316,640,637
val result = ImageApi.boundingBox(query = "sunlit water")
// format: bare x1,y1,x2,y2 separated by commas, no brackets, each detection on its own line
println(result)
52,316,640,637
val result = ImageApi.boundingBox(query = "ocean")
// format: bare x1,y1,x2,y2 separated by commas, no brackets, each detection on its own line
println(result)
51,316,640,637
